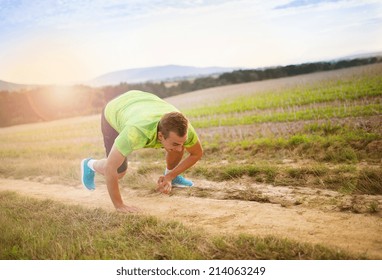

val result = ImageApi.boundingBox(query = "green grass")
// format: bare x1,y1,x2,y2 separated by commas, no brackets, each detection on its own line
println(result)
190,103,382,128
185,75,382,118
239,123,379,162
190,164,382,195
199,123,381,172
184,74,382,129
0,191,360,260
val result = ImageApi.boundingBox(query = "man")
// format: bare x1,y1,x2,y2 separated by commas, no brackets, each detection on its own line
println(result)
81,90,203,213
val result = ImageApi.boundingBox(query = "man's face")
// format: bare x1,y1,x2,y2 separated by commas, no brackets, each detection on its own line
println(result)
158,131,187,152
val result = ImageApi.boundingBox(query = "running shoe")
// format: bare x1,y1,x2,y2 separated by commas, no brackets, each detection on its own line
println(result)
171,175,194,188
81,158,95,191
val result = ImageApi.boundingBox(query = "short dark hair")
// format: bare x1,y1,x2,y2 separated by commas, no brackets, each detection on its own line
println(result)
158,112,188,139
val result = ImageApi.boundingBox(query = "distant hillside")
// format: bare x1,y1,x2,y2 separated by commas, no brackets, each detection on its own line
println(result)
335,51,382,61
1,63,381,127
0,65,237,91
0,80,37,92
86,65,237,87
1,51,381,91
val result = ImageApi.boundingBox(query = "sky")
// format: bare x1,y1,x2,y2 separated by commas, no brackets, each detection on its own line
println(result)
0,0,381,84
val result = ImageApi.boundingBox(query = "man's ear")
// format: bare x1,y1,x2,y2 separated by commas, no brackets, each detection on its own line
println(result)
158,131,163,141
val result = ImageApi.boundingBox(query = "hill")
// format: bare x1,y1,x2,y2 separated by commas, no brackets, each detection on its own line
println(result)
336,51,382,61
0,65,237,91
0,80,37,92
86,65,237,87
1,51,381,91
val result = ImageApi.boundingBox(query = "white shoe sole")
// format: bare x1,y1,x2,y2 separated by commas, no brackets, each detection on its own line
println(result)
172,183,194,188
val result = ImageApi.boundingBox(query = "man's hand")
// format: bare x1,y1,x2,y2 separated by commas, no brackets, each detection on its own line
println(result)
157,175,172,194
115,204,141,213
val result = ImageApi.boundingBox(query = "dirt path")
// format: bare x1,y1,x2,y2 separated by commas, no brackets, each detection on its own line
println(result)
1,178,381,259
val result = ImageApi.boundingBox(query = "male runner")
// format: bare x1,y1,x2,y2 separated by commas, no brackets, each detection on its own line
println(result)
81,90,203,213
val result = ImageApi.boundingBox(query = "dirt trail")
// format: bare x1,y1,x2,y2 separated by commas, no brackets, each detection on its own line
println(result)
1,178,381,259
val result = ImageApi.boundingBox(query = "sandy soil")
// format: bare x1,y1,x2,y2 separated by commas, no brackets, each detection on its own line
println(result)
1,177,381,259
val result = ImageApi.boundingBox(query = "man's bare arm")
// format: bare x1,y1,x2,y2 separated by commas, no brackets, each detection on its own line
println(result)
164,140,203,182
106,145,139,212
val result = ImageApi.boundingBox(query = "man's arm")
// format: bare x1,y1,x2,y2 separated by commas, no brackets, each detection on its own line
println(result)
162,140,203,183
106,145,139,212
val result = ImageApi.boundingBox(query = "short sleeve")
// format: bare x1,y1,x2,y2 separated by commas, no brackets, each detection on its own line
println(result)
184,123,199,148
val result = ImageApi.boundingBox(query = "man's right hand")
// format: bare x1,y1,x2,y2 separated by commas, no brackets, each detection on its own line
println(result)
157,175,172,194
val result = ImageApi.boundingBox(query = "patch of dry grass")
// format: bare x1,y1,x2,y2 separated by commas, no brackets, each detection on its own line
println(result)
0,191,361,260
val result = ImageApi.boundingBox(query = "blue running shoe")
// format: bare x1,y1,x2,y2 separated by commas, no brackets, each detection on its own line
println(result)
171,175,194,188
81,158,95,191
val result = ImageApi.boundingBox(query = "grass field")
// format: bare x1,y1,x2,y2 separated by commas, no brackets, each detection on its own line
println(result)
0,191,358,260
0,64,381,259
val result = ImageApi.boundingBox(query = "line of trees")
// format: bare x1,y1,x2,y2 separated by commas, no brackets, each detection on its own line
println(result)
96,56,382,97
0,56,380,127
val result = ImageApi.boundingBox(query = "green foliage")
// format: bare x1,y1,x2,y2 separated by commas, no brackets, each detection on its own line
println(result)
185,75,382,118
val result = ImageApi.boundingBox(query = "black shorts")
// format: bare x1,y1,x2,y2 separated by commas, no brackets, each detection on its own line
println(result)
101,109,128,173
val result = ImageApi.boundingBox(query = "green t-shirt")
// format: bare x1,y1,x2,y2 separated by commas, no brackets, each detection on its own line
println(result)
104,90,199,156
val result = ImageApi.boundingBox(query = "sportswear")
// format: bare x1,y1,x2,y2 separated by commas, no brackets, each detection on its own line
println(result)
81,158,95,190
104,90,199,156
172,175,194,188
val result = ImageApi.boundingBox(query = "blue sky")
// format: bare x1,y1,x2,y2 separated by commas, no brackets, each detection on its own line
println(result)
0,0,381,84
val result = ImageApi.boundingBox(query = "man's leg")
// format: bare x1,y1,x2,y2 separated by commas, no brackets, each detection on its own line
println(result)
98,110,128,178
91,109,128,179
165,148,194,187
81,109,127,190
93,159,127,179
92,159,107,175
165,148,184,170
